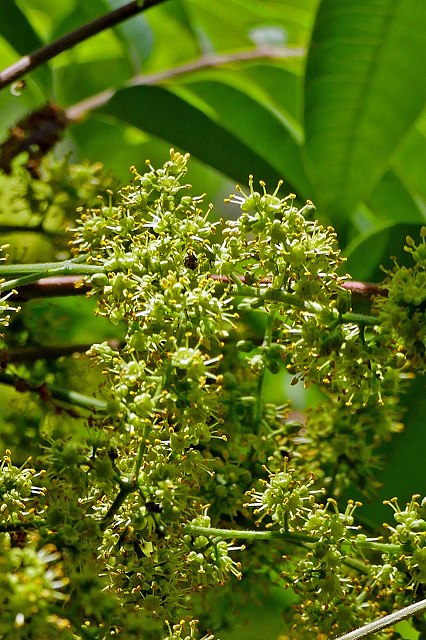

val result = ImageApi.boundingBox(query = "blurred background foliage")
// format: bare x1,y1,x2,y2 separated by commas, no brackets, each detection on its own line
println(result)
0,1,425,638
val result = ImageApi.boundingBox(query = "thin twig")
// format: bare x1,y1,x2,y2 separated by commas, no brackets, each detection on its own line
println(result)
0,224,66,237
100,480,134,532
0,519,46,533
66,46,305,120
0,0,170,91
334,597,426,640
0,370,108,413
130,46,305,85
2,339,121,364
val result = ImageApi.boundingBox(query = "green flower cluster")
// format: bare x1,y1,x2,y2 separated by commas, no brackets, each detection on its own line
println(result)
0,245,20,327
289,381,404,498
0,543,69,639
219,178,341,298
213,176,414,404
374,228,426,371
71,151,425,637
69,151,247,636
247,460,426,639
2,150,425,639
247,460,324,527
0,152,118,238
246,465,362,637
0,454,69,638
0,451,45,525
383,495,426,591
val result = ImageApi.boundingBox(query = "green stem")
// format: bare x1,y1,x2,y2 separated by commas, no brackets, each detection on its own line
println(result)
0,371,108,413
0,519,46,532
100,480,134,532
334,597,426,640
246,287,380,328
260,288,311,310
183,524,318,544
134,432,148,482
0,260,102,294
340,312,378,327
0,256,87,275
184,525,403,556
354,539,401,554
252,309,276,432
44,386,107,412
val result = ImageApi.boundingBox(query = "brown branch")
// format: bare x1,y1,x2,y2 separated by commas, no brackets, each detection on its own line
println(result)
0,0,170,91
342,280,386,299
0,104,69,176
130,46,305,85
0,370,107,414
66,46,305,120
12,274,386,303
1,339,121,364
210,274,386,299
12,276,90,301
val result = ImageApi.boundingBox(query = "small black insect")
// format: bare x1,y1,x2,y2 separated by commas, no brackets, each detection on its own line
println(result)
184,252,198,270
146,501,163,513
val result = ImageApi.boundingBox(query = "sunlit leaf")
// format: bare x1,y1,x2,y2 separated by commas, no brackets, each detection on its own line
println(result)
175,78,311,193
96,84,285,185
394,122,426,206
304,0,426,217
366,169,426,225
187,0,318,50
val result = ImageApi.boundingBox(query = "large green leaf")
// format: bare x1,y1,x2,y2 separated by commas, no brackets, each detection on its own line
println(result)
237,63,304,128
366,169,426,225
69,114,236,199
105,0,155,71
0,1,44,52
54,57,132,105
303,0,426,216
344,222,423,282
187,0,318,51
96,85,285,186
175,78,311,194
394,122,426,206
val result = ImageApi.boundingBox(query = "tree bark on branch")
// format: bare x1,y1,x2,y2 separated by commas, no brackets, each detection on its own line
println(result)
11,274,385,302
0,0,170,90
